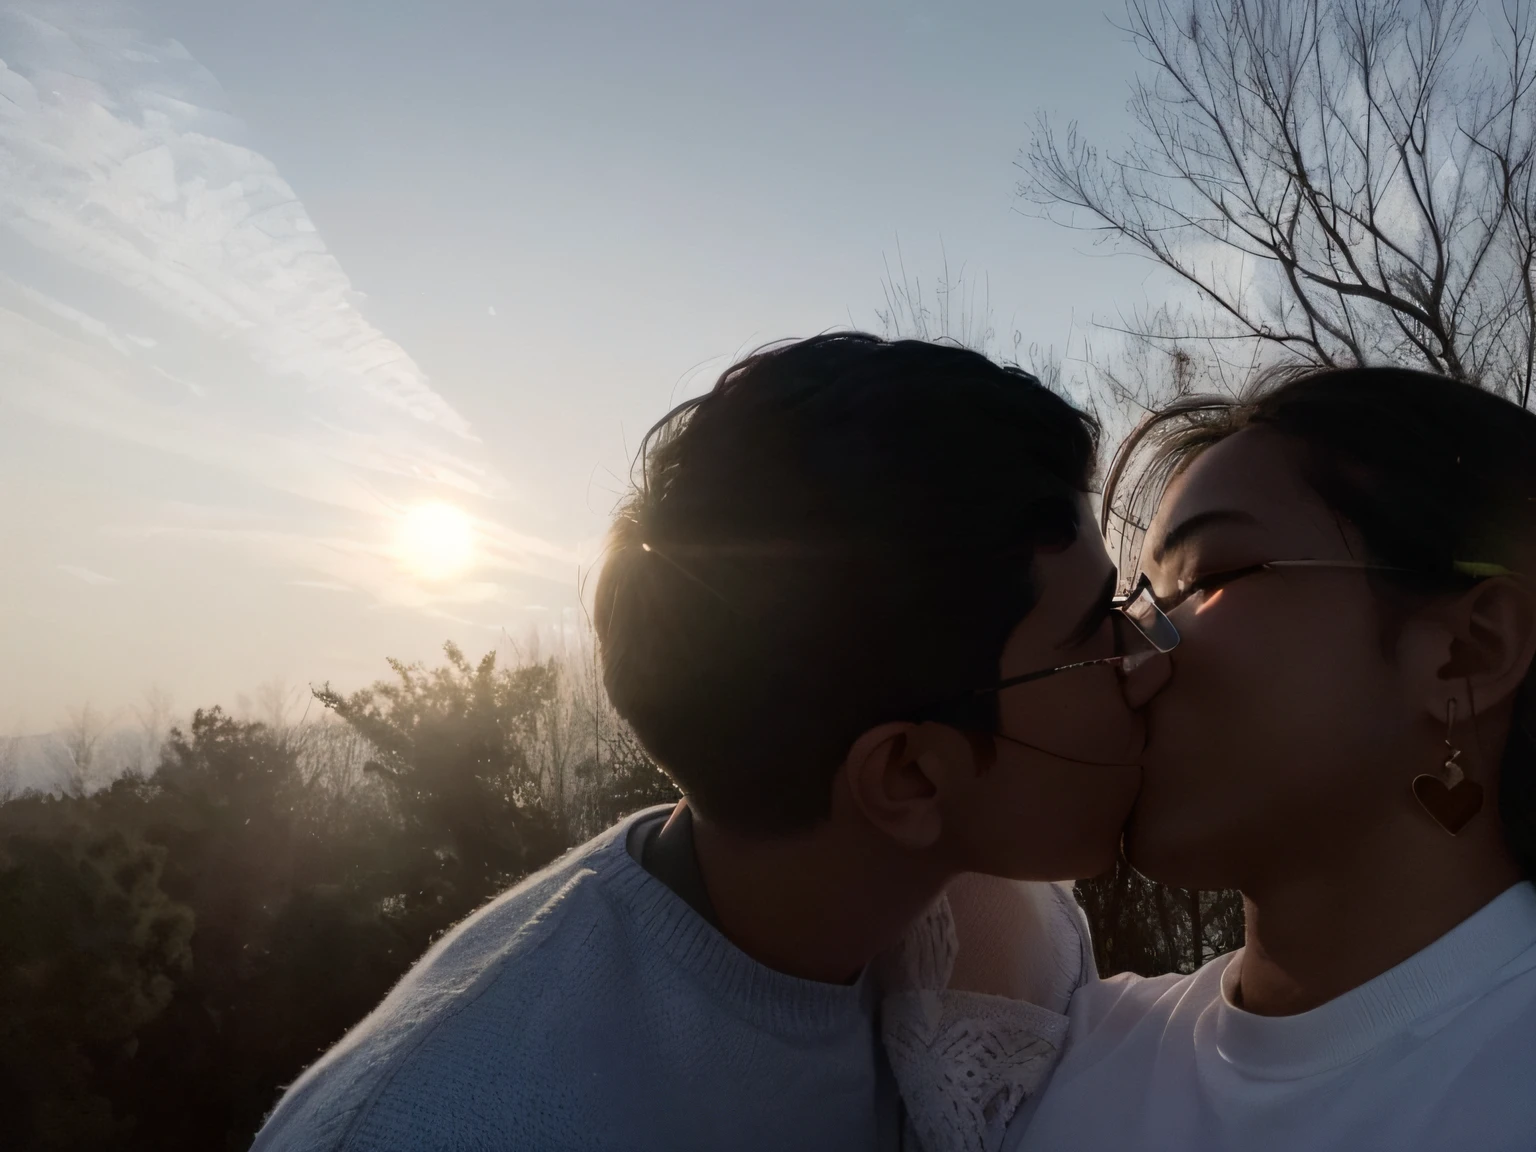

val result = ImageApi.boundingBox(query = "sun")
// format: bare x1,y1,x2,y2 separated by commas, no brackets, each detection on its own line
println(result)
395,502,475,581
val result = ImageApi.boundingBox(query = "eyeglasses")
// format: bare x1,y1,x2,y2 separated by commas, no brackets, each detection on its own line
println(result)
982,581,1182,693
935,555,1509,707
1134,558,1477,618
917,580,1181,718
1128,556,1524,622
907,556,1516,735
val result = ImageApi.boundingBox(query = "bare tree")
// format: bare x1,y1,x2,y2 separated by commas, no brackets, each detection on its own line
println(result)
289,715,383,831
871,237,1083,416
1022,0,1536,404
237,678,309,735
0,733,19,802
59,702,111,796
874,238,1007,358
130,684,177,777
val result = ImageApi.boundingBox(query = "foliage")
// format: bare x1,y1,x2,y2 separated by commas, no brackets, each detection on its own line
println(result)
0,798,192,1150
0,645,669,1152
571,724,681,843
92,709,412,1152
312,643,568,923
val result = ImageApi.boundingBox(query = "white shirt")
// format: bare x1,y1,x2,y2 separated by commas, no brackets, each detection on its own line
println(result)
883,877,1094,1152
1008,882,1536,1152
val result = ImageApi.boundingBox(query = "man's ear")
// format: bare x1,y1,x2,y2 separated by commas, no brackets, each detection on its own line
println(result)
841,721,978,850
1401,576,1536,722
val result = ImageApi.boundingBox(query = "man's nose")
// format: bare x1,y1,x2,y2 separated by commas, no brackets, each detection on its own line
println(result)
1118,648,1172,708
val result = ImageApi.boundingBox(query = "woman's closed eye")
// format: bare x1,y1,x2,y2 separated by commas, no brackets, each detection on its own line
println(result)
1170,562,1267,611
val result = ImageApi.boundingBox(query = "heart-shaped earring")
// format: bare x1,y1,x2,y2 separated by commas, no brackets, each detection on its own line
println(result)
1413,699,1483,836
1411,773,1484,836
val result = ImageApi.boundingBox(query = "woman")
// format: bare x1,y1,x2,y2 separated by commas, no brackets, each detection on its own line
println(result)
1006,365,1536,1151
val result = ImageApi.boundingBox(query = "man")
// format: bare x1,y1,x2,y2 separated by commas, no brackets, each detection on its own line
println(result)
251,333,1159,1152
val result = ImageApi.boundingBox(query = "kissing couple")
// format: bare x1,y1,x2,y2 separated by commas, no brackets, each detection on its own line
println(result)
254,334,1536,1152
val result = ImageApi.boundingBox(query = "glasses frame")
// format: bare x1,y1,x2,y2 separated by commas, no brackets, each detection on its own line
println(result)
923,558,1442,714
912,580,1180,721
905,556,1514,738
1142,558,1429,617
1132,555,1521,624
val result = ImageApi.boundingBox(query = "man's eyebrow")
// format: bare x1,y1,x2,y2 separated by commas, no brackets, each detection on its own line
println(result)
1151,509,1260,564
1060,567,1118,649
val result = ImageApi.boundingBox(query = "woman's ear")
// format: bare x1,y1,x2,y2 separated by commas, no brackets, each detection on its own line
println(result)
841,721,977,850
1404,577,1536,721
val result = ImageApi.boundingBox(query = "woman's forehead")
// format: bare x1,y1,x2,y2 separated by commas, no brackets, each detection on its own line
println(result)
1146,430,1340,559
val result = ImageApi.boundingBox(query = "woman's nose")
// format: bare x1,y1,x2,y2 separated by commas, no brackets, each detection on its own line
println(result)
1118,648,1172,708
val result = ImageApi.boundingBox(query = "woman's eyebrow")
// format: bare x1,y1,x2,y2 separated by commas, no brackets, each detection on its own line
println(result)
1151,509,1259,564
1060,567,1118,649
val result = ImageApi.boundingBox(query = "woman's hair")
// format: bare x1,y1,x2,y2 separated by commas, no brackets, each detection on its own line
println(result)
1103,365,1536,877
595,333,1098,836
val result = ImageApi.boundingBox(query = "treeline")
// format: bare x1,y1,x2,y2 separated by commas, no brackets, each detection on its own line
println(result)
0,642,1236,1152
0,643,678,1152
1077,861,1243,979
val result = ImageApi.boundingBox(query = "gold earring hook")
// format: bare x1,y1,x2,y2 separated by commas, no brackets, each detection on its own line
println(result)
1411,697,1483,835
1443,699,1464,788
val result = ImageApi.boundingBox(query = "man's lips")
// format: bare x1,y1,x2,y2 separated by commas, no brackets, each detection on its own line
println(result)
1119,650,1159,674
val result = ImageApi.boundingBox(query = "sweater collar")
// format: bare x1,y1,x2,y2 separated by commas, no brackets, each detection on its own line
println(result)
637,801,719,928
600,806,880,1035
1214,881,1536,1079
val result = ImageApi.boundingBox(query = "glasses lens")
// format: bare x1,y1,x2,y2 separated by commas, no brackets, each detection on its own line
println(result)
1117,583,1180,653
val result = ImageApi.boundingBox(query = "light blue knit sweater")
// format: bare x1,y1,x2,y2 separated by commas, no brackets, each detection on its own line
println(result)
250,806,900,1152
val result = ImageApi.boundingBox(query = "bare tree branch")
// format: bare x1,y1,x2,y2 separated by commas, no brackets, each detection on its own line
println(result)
1019,0,1536,406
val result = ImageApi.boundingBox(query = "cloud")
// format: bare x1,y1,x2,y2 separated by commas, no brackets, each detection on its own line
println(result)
0,5,473,439
58,564,118,585
0,2,573,611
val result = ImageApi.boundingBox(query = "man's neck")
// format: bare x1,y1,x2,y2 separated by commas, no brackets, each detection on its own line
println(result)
1235,824,1522,1016
690,808,949,985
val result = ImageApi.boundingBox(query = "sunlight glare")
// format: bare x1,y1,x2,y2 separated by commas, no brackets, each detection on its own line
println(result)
1195,587,1225,614
395,502,475,581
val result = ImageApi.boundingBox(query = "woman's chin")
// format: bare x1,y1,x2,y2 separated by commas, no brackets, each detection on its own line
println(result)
1121,805,1220,890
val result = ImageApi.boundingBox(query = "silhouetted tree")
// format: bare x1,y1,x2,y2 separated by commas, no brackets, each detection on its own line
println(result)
1023,0,1536,404
312,642,568,932
571,723,680,843
1075,860,1245,976
0,793,192,1150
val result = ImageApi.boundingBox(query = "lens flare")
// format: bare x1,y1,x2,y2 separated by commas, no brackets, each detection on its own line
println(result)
1194,586,1225,614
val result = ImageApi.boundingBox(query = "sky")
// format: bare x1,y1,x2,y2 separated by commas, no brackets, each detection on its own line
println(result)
0,0,1159,735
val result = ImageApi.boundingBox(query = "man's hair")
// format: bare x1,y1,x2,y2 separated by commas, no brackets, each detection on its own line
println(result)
595,333,1099,836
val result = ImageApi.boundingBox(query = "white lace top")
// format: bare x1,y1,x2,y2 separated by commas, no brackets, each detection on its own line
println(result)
879,879,1092,1152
